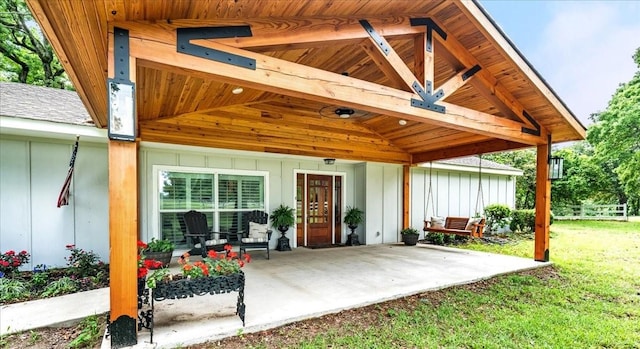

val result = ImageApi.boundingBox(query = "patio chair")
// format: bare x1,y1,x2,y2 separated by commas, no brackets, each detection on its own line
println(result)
182,210,228,257
238,210,272,260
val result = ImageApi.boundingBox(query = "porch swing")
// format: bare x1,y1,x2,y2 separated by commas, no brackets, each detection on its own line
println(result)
423,157,486,238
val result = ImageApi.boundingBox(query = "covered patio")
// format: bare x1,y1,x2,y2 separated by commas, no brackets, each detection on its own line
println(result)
25,0,585,346
0,244,548,347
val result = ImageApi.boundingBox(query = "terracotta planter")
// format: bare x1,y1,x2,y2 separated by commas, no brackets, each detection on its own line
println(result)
402,234,419,246
144,251,173,268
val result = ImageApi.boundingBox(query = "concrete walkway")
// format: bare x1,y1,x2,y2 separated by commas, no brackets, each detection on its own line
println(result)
0,244,549,348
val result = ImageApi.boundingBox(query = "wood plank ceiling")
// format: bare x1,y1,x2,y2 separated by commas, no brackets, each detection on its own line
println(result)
27,0,586,165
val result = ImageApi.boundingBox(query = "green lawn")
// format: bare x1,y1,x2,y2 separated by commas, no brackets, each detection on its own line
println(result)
260,220,640,348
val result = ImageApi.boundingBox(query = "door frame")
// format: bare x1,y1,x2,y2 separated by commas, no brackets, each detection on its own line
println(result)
293,169,346,248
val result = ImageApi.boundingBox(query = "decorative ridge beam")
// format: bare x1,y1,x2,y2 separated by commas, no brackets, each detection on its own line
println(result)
127,27,544,146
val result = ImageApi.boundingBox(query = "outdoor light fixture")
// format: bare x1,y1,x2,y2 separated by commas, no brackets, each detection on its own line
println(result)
398,119,407,126
231,86,244,94
324,158,336,165
335,108,355,119
549,156,564,180
107,79,136,141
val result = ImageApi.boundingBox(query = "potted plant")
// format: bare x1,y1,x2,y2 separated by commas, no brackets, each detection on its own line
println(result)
270,204,295,234
400,227,420,246
344,206,364,246
143,238,175,268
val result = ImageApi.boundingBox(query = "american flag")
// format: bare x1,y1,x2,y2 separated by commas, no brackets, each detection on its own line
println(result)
57,136,79,208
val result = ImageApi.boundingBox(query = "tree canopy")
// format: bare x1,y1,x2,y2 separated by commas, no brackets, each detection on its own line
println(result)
586,47,640,215
0,0,70,88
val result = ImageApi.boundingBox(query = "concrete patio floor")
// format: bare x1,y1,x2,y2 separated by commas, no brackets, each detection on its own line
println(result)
1,243,549,348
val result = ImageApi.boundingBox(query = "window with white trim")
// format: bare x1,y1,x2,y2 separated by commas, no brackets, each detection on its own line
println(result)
157,168,266,247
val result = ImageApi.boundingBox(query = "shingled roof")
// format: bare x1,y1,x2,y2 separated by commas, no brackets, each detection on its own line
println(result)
0,82,92,126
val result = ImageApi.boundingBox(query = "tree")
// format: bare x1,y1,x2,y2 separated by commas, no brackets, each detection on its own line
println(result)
0,0,70,88
587,47,640,215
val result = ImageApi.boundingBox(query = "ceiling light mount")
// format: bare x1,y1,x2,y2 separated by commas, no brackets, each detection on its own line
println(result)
231,86,244,94
335,108,355,119
323,158,336,165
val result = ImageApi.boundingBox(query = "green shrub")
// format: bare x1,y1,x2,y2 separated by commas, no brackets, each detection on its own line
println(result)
510,209,554,233
425,232,445,245
65,245,105,278
41,276,77,297
484,204,512,233
510,209,535,232
0,278,30,302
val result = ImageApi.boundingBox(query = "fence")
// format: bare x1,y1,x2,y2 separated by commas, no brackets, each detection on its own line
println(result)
554,204,628,221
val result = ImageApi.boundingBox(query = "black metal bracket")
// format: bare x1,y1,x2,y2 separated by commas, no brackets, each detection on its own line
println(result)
462,64,482,81
410,18,447,53
177,26,256,70
521,110,541,136
411,80,446,113
359,19,391,56
113,27,130,82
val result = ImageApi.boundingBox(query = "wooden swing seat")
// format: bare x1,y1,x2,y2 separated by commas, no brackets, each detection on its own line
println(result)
423,217,485,238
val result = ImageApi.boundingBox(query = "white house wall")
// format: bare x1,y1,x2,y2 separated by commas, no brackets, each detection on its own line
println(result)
0,137,109,269
1,133,518,267
410,167,517,232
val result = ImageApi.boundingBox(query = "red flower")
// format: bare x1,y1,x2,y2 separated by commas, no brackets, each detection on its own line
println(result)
138,267,148,278
19,250,28,255
238,260,245,267
137,241,148,249
227,251,238,259
223,244,232,252
6,250,15,256
243,253,252,263
65,245,74,249
207,250,218,259
0,261,9,267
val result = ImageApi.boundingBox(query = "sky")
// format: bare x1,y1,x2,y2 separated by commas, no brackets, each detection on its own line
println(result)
478,0,640,127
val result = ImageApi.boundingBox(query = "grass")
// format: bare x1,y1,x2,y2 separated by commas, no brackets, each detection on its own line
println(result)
276,220,640,348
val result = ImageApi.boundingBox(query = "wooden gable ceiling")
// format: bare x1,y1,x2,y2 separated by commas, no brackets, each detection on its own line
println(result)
27,0,586,164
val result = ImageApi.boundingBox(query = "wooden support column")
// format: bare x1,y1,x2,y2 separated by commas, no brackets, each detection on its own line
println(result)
534,143,551,262
107,26,139,348
108,141,139,346
402,165,410,229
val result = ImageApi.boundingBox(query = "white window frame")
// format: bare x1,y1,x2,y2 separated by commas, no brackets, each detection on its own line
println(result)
152,165,269,240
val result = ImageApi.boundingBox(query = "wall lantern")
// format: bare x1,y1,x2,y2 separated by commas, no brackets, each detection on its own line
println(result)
324,158,336,165
107,79,136,141
549,156,564,180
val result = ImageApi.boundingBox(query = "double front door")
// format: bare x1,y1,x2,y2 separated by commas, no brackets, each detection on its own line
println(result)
296,173,342,247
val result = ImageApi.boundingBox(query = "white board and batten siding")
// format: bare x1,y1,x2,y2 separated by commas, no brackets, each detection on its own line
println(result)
410,164,520,233
1,131,520,268
0,137,109,269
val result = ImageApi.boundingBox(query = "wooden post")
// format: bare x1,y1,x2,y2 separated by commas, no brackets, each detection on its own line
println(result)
402,165,410,229
107,27,139,348
108,141,139,347
534,143,551,262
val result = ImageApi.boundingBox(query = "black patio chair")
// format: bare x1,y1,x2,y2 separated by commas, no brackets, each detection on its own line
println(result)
182,210,228,257
238,210,272,260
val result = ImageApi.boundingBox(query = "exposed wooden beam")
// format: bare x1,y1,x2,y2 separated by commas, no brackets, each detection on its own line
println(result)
359,20,419,92
140,123,410,163
412,139,531,163
429,17,542,132
453,1,585,139
127,29,544,145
